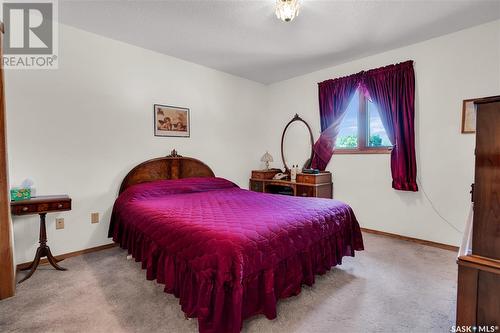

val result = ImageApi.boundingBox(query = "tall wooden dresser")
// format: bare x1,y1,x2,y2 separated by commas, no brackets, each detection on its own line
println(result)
456,96,500,327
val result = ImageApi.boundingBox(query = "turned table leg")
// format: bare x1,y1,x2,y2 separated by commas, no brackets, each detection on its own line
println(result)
18,213,66,284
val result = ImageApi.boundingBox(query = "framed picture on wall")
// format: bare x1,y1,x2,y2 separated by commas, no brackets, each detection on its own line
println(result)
461,98,478,134
154,104,190,137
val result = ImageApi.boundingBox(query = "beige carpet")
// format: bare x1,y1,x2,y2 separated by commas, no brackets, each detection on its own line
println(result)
0,232,457,333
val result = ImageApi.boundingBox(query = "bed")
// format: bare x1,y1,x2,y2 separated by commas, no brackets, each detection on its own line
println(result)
109,151,364,333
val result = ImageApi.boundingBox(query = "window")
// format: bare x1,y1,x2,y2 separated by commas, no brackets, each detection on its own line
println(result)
335,88,392,154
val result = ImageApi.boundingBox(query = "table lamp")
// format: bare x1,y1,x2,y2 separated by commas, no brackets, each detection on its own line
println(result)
261,151,273,170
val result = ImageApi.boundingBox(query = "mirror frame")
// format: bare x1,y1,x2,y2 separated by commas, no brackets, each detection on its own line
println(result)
280,114,314,172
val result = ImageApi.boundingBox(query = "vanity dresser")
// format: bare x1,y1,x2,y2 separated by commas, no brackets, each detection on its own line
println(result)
251,114,333,199
249,170,332,198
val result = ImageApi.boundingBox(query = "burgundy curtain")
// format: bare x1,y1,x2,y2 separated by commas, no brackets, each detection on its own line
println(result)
311,60,417,192
363,61,418,191
311,73,362,170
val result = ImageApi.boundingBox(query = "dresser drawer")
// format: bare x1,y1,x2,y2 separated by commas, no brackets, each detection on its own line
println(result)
296,185,314,197
296,172,332,184
250,180,264,192
251,170,280,180
316,183,333,199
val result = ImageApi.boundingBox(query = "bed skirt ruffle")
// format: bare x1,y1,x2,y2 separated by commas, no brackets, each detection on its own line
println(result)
112,218,364,333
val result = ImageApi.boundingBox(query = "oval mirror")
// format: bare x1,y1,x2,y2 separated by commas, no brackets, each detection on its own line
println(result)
281,114,314,172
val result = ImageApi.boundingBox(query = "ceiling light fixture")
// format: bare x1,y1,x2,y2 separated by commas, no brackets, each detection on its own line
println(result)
275,0,300,22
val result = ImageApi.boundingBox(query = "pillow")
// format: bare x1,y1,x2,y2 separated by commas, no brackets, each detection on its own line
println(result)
119,177,238,201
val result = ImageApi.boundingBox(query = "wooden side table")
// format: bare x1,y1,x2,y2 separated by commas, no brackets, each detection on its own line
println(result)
11,195,72,283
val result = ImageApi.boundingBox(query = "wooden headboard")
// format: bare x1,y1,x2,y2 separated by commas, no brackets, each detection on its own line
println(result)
119,149,215,193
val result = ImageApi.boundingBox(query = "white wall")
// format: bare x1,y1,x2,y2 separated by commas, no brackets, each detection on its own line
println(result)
265,20,500,247
6,20,500,264
6,24,267,264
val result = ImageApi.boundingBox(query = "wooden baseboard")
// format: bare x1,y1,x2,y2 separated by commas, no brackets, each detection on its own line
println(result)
361,227,459,252
16,243,117,271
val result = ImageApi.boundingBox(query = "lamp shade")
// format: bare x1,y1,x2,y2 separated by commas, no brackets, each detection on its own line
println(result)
260,151,273,163
275,0,300,22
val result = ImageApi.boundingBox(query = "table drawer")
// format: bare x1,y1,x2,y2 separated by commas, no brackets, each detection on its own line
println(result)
49,201,71,211
11,200,71,215
11,203,38,215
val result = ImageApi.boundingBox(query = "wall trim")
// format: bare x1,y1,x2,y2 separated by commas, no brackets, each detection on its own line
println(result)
16,243,117,271
361,227,459,252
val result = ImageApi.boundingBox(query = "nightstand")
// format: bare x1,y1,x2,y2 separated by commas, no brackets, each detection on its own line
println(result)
11,195,72,283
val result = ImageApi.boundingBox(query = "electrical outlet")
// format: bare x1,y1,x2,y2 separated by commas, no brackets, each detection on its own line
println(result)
55,218,64,230
91,212,99,224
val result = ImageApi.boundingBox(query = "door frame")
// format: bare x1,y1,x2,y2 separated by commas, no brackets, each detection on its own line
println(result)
0,21,15,300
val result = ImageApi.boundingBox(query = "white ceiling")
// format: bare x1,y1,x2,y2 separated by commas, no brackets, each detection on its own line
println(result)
59,0,500,84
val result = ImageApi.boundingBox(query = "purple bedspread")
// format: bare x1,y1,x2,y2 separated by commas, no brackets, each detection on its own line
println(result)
109,177,364,333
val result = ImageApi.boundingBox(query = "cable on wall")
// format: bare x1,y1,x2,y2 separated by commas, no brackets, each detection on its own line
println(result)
416,177,464,234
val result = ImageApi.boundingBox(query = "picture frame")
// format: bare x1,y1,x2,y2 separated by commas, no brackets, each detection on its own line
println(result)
461,98,478,134
154,104,190,137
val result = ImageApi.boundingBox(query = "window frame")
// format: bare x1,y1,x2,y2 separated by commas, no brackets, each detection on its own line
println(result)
334,90,393,155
